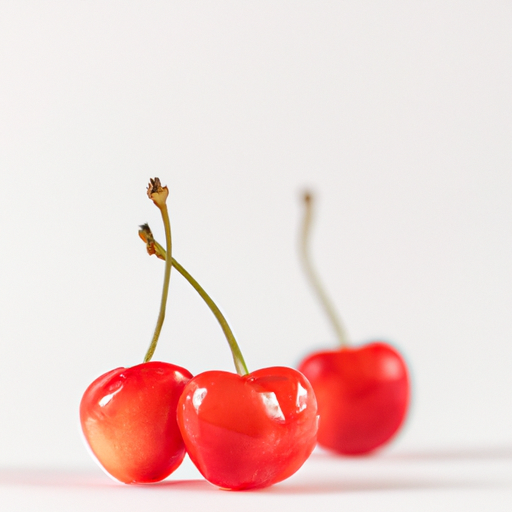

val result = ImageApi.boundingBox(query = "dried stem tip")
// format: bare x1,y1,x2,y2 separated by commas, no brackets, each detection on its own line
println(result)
147,177,169,208
138,223,166,260
138,223,156,256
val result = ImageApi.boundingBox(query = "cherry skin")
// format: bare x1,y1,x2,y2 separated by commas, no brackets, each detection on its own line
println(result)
80,361,192,484
298,342,409,455
177,366,318,490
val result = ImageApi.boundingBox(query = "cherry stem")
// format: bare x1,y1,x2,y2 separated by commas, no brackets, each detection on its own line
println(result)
143,180,172,363
300,191,349,347
139,224,249,376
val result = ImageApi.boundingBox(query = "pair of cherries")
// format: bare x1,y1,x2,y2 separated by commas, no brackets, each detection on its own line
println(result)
80,179,318,490
80,180,410,491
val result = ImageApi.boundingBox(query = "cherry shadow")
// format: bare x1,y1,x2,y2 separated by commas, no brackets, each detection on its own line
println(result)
2,445,511,495
0,469,506,496
0,469,212,492
261,476,505,495
380,445,512,462
257,445,512,495
0,468,112,488
307,444,512,464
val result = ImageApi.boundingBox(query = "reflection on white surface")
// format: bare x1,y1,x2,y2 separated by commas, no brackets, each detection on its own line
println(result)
260,392,285,421
1,447,511,511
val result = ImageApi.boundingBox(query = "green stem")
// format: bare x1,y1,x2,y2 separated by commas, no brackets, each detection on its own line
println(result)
143,205,172,363
139,225,249,376
300,192,349,347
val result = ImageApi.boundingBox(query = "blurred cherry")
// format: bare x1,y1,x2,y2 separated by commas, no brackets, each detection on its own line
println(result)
297,191,410,455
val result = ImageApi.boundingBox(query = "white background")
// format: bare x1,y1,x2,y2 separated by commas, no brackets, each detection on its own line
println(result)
0,1,511,509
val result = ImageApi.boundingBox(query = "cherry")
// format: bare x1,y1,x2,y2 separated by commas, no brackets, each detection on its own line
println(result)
80,179,192,483
142,226,318,490
298,343,408,455
296,192,410,455
178,367,318,490
80,361,192,483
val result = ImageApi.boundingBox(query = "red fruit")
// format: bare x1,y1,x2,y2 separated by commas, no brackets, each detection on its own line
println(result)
177,366,318,490
298,342,409,455
80,361,192,484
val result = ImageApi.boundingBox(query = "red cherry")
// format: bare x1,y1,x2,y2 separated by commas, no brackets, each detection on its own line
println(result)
80,361,192,483
81,179,194,483
297,191,411,454
298,342,409,455
177,367,318,490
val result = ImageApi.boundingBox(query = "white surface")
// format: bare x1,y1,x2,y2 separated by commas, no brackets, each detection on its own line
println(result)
0,2,511,506
1,447,512,511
